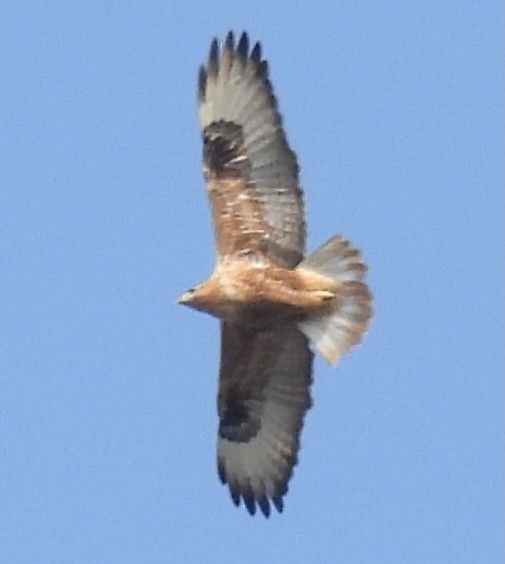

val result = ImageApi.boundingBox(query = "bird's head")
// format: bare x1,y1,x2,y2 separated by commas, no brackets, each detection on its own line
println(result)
178,286,198,306
178,278,225,318
177,283,210,313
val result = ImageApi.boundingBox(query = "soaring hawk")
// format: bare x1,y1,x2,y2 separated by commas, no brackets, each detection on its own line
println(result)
178,32,372,517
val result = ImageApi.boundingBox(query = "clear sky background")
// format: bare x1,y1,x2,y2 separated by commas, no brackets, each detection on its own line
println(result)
1,2,503,563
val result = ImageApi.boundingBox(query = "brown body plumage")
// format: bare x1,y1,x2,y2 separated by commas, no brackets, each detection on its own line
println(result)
178,31,372,517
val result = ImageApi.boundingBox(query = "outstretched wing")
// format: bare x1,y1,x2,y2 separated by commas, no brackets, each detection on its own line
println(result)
198,32,306,268
217,322,313,516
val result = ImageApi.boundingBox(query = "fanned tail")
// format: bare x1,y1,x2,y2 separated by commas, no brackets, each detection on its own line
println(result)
297,236,372,365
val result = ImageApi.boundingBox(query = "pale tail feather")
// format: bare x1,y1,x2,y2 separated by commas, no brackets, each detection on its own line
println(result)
297,236,372,365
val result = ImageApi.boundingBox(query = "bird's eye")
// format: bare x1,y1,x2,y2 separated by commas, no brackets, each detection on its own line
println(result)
187,287,196,294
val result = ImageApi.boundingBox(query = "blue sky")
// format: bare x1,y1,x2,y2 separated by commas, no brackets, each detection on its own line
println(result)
1,2,503,562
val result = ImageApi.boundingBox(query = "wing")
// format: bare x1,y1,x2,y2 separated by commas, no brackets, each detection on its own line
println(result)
217,322,313,516
198,31,306,268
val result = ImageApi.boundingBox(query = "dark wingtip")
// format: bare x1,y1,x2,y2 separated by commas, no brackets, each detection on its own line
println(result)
224,478,285,517
237,32,249,60
226,487,284,518
208,38,219,78
259,60,269,78
257,496,271,518
197,65,207,101
251,40,261,63
202,32,263,88
231,490,241,507
243,490,257,516
272,495,284,514
217,458,226,484
224,30,235,52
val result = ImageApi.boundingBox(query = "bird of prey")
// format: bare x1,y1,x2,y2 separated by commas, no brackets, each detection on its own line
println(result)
178,31,372,517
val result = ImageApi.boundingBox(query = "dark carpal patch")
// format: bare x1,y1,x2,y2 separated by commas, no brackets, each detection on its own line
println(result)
218,392,261,442
203,121,250,178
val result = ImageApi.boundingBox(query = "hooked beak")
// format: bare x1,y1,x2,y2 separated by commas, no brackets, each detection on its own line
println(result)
177,293,189,305
177,289,195,305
